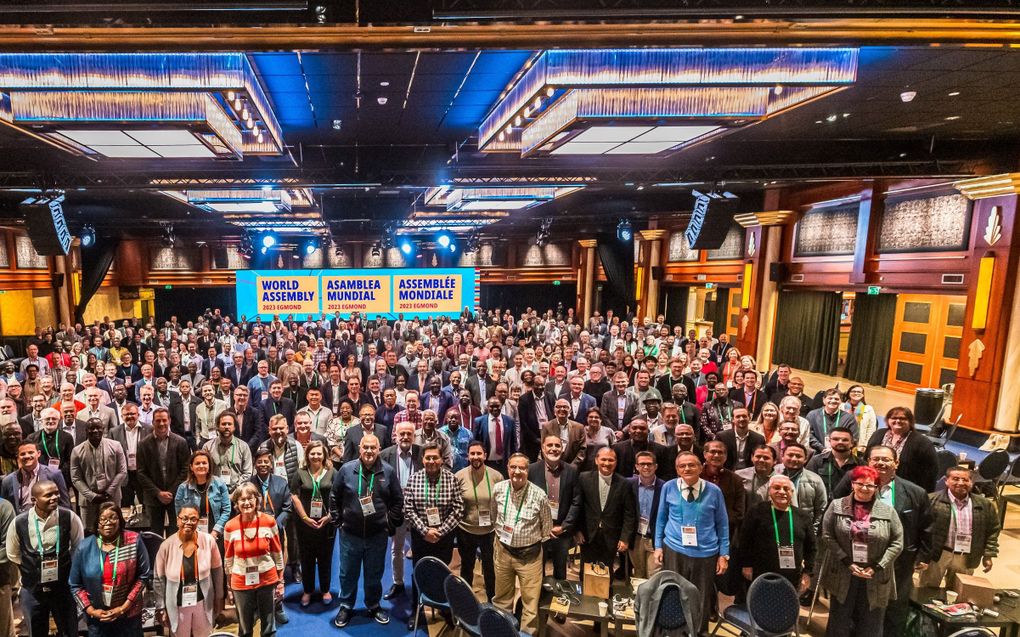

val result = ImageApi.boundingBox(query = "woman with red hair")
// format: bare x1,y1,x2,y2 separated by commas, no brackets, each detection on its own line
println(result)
819,465,904,637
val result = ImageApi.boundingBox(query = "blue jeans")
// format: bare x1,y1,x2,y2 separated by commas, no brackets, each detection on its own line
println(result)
337,530,388,611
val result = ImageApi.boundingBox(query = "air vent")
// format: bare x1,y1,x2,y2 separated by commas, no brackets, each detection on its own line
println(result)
942,273,965,285
790,274,805,282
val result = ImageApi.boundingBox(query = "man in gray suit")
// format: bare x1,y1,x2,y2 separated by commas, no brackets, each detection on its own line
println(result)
70,418,128,530
108,402,152,519
600,372,639,435
76,387,117,432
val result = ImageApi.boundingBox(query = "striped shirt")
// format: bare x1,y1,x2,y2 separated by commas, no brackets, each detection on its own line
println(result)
223,512,284,591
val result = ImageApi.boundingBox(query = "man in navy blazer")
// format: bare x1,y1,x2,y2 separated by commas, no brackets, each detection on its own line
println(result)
1,440,71,513
473,397,518,475
419,377,455,422
628,450,665,578
564,376,597,422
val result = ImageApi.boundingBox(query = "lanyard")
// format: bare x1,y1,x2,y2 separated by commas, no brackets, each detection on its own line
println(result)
33,513,59,560
822,411,835,437
357,466,375,498
424,475,441,507
41,432,59,459
471,469,491,504
259,479,275,513
680,406,686,425
771,506,795,547
98,536,121,586
502,483,529,527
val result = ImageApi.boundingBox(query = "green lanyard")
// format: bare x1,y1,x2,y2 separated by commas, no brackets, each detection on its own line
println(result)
822,412,834,438
310,468,325,501
33,513,59,560
357,466,375,498
771,506,795,547
41,432,58,459
679,406,686,425
98,536,121,585
424,475,440,507
886,481,896,508
472,469,492,504
502,483,529,528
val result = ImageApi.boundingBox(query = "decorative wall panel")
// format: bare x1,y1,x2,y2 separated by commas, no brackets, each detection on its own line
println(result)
150,247,201,271
878,193,970,253
794,200,859,257
457,243,505,267
667,231,698,262
521,243,570,267
327,247,354,268
15,235,47,269
706,225,745,261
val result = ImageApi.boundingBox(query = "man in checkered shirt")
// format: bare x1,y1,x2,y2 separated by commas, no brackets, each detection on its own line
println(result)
402,441,464,631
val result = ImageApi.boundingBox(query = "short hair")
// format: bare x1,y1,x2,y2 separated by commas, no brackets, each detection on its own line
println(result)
753,445,778,461
507,452,529,466
232,482,261,506
94,501,126,537
849,465,880,484
867,444,898,461
421,441,442,456
467,440,486,453
782,442,808,457
823,388,841,399
635,450,657,464
828,425,853,438
946,465,973,479
151,406,170,420
885,406,915,429
595,446,617,461
253,447,273,461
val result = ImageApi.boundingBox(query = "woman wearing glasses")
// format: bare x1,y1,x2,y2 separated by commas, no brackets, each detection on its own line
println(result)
819,465,903,637
69,501,151,637
841,386,877,453
153,506,224,637
224,482,285,637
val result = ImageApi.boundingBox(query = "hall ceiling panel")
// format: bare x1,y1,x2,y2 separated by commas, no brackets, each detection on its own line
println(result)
299,53,357,75
360,52,417,76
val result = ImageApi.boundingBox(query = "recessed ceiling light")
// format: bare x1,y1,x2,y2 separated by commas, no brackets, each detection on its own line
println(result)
128,130,203,146
152,145,216,158
58,130,135,146
945,115,961,121
377,97,388,105
900,90,917,103
826,114,838,122
572,126,652,143
948,91,960,97
380,81,390,87
90,145,160,158
842,113,850,118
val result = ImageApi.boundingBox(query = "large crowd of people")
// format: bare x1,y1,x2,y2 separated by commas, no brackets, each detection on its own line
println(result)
0,306,1003,637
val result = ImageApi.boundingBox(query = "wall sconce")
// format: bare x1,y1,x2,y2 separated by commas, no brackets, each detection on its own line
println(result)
741,262,753,309
972,251,995,331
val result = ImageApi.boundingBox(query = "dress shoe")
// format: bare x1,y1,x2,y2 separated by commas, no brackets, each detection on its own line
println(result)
368,607,390,625
275,607,289,625
333,607,352,628
384,583,405,600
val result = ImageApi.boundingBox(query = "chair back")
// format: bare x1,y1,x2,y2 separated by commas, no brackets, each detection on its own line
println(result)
936,449,958,479
653,583,687,630
413,556,451,608
478,607,520,637
444,574,482,633
978,449,1010,482
746,572,799,635
932,414,962,448
139,531,165,569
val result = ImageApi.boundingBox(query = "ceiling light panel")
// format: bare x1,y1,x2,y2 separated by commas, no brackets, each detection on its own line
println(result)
572,126,653,143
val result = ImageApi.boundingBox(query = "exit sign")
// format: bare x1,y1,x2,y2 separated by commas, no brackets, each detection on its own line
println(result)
552,280,561,286
867,285,881,295
705,282,715,289
164,285,173,290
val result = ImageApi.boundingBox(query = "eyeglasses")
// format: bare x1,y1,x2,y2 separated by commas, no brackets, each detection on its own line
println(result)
636,462,656,467
178,516,199,523
851,482,877,490
97,518,120,526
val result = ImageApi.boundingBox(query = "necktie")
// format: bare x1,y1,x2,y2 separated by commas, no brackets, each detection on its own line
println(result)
687,486,696,503
494,417,504,456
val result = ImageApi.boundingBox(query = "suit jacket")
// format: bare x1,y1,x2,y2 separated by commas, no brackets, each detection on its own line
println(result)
540,419,586,465
379,443,424,477
465,374,497,408
135,432,190,498
225,363,254,388
108,423,154,463
152,393,186,436
259,397,297,434
833,473,932,568
472,413,518,464
76,405,117,432
0,465,71,512
628,475,665,541
320,382,348,411
728,388,768,419
528,460,581,531
342,423,392,462
577,470,637,552
611,439,669,479
599,390,640,430
715,429,767,471
926,489,998,569
17,413,38,437
564,392,597,422
518,391,556,461
232,404,262,450
419,390,455,421
866,429,939,493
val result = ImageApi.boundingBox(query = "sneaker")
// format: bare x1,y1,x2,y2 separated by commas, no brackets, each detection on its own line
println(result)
275,608,289,625
333,607,352,628
368,607,390,625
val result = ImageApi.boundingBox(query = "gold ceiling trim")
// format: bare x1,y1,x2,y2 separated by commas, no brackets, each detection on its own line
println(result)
578,239,598,248
3,19,1020,50
955,173,1020,200
734,210,795,227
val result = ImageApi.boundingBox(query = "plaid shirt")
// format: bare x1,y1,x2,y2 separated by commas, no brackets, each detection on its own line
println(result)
403,467,464,538
492,479,552,548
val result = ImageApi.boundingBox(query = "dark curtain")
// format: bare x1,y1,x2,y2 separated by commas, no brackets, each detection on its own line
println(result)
74,238,119,323
844,293,897,387
712,288,731,336
596,232,635,317
662,286,688,328
772,291,842,376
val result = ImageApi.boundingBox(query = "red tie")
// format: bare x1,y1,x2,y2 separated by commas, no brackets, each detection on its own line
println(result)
494,417,504,456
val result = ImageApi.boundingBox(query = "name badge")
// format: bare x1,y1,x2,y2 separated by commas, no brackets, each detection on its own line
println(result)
102,583,114,606
852,541,868,564
48,459,60,469
358,496,374,516
954,533,972,554
41,559,58,583
244,566,260,587
426,507,441,527
778,546,796,570
181,584,199,608
638,516,649,536
497,523,514,545
127,453,136,470
478,509,492,527
681,525,698,547
274,460,287,478
548,501,558,519
219,466,232,478
199,516,210,530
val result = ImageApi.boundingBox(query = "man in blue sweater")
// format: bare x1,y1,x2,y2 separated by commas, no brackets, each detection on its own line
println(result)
654,451,730,635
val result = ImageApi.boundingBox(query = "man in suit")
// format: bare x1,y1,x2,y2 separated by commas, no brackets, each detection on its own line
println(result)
518,374,555,462
378,420,423,600
419,377,454,421
715,406,766,471
528,434,582,580
77,386,116,433
729,371,767,420
0,439,71,513
563,376,597,423
18,394,46,438
545,365,570,399
578,446,636,572
106,383,133,429
231,385,262,451
473,397,518,476
612,417,669,479
540,399,586,466
343,404,391,463
152,377,185,432
135,407,189,535
225,352,253,388
259,379,296,434
466,361,497,408
629,450,665,579
600,372,640,433
108,401,153,517
406,360,431,394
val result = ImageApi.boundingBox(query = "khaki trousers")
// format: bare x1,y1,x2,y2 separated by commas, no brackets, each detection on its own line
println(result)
629,537,661,580
919,550,975,589
493,541,543,634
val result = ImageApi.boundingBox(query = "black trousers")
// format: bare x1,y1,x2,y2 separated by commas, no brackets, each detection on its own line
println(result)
143,496,177,536
826,577,885,637
457,528,495,601
410,529,455,618
884,557,915,636
296,520,336,595
121,470,142,508
21,584,78,637
544,533,573,580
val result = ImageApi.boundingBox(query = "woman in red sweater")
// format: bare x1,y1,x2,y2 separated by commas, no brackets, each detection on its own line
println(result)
224,483,284,637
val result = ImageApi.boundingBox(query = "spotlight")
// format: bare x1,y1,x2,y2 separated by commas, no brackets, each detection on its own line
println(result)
617,219,633,242
371,244,381,257
302,237,320,256
436,232,453,249
79,224,96,248
399,237,414,255
260,232,278,249
536,218,552,247
465,234,481,254
900,90,917,103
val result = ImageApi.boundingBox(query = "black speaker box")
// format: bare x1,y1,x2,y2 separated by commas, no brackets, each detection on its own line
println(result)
769,263,789,282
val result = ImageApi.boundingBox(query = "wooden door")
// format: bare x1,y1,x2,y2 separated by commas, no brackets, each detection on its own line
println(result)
887,294,966,392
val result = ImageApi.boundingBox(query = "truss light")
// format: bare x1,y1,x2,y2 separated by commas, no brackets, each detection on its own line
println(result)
79,224,96,248
302,237,320,256
261,233,278,249
617,219,633,241
399,237,414,255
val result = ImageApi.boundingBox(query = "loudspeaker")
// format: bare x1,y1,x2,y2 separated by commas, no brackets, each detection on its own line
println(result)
23,195,71,256
51,273,64,288
651,266,664,280
357,0,431,24
684,194,731,250
769,263,789,282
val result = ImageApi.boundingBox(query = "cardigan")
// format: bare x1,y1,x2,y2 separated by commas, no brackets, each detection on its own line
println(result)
734,501,816,586
174,478,232,535
153,530,224,633
819,496,903,609
69,530,150,616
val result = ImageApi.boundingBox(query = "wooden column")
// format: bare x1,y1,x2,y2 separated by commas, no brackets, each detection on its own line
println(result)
577,239,597,321
638,229,666,321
